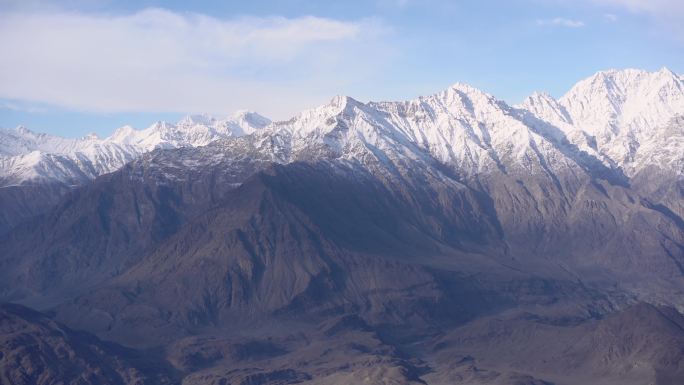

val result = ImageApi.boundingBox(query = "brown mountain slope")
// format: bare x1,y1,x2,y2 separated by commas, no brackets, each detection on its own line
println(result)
0,303,175,385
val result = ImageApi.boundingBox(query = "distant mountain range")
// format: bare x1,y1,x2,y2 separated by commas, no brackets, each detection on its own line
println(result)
1,68,683,385
0,111,270,186
1,68,682,188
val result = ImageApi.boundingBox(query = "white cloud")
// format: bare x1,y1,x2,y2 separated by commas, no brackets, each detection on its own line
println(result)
0,8,392,119
536,17,585,28
603,13,618,22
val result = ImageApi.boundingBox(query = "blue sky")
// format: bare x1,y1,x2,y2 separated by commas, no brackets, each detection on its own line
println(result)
1,0,683,137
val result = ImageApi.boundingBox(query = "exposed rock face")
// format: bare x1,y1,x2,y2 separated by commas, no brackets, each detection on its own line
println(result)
0,183,70,235
0,303,175,385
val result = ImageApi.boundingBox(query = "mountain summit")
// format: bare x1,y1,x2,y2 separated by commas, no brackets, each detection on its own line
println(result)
2,69,681,189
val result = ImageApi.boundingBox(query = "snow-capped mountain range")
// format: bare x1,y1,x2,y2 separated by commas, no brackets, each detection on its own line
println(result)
1,68,682,187
0,111,270,185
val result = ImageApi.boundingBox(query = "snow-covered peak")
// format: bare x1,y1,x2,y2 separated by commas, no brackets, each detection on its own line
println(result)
448,82,493,96
271,95,363,139
104,112,271,151
543,68,684,169
82,133,100,141
108,125,136,144
560,67,683,137
434,82,502,111
177,114,216,127
1,110,271,186
326,95,363,110
227,110,271,136
106,121,186,151
656,66,679,78
518,92,573,126
258,82,582,177
1,126,87,157
15,125,32,136
0,126,141,186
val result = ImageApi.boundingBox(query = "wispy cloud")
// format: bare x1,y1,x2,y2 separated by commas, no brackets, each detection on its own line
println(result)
603,13,618,22
0,8,392,119
0,100,49,113
536,17,585,28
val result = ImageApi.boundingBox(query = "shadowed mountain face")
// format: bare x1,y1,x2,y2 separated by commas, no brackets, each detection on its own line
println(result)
425,302,684,385
1,70,684,384
1,155,683,384
0,183,71,235
3,157,681,317
0,303,175,385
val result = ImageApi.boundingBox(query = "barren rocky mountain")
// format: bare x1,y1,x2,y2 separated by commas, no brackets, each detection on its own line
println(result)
1,69,683,384
0,303,175,385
